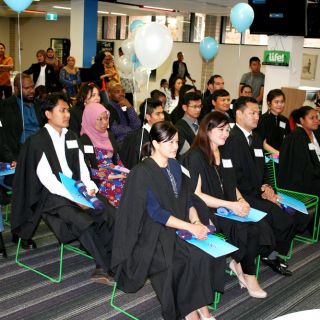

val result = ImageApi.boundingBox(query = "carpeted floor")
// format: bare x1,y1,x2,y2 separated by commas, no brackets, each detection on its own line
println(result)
1,214,320,320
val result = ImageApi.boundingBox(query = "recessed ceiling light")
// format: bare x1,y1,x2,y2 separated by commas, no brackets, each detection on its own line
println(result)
53,6,71,10
98,11,109,14
110,12,127,16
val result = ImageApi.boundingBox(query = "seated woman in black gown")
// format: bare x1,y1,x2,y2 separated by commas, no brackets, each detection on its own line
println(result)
183,112,272,299
256,89,291,156
111,121,225,320
278,106,320,196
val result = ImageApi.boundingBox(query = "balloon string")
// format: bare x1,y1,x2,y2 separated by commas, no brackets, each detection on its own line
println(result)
138,69,151,161
237,32,243,96
17,13,26,143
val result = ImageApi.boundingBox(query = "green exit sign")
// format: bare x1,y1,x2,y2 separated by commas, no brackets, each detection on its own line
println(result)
263,50,290,66
46,12,58,21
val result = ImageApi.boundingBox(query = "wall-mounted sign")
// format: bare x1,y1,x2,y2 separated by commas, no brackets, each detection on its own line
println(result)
46,12,58,21
263,50,290,66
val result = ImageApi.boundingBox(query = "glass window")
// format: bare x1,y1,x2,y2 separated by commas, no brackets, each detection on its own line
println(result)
102,16,117,40
193,13,206,42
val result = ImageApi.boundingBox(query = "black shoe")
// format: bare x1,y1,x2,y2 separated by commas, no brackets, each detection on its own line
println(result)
12,234,37,250
90,268,115,286
276,257,288,269
261,257,292,276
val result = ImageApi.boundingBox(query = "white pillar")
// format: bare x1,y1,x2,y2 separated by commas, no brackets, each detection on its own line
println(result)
262,36,304,112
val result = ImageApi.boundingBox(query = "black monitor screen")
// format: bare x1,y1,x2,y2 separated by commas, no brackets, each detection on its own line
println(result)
249,0,306,36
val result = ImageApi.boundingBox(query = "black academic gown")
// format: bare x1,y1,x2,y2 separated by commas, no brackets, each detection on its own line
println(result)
183,147,275,272
256,112,291,151
111,158,225,320
175,118,196,154
11,127,115,270
278,127,320,196
0,118,14,163
68,104,84,137
223,125,306,255
118,127,149,169
0,95,42,160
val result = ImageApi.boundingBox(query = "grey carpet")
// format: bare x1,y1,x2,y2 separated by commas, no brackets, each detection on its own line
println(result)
1,217,320,320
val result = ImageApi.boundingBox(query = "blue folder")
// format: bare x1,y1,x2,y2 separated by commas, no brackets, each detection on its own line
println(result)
59,173,94,209
0,168,15,176
180,233,238,258
277,192,308,214
215,207,267,222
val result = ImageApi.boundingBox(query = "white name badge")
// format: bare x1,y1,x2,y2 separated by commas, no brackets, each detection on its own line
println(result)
66,140,78,149
84,145,94,154
0,120,2,127
308,143,316,151
279,121,286,129
222,159,233,168
254,149,264,157
121,106,127,111
180,165,190,178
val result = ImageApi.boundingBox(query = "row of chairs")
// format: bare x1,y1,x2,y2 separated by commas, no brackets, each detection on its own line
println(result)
3,155,319,319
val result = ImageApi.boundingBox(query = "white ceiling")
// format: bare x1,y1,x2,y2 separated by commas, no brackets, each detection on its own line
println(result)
0,0,244,17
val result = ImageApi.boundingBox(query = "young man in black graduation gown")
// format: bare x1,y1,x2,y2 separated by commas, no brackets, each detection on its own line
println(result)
223,97,310,276
175,92,202,159
11,92,115,284
119,99,165,169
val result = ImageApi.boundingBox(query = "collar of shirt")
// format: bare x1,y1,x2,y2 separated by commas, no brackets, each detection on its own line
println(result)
182,114,198,131
236,123,253,143
16,96,34,108
45,123,68,138
143,123,152,132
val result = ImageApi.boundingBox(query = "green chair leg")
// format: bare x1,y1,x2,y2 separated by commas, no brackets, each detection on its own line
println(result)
278,239,294,262
110,281,140,320
4,203,10,226
255,255,261,279
15,238,93,283
208,292,221,311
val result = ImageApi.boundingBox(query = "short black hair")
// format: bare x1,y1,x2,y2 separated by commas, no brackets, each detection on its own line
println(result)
212,89,230,101
139,98,163,123
160,79,167,87
249,56,260,64
182,92,202,105
207,74,222,85
233,96,258,113
240,84,252,94
150,89,166,100
41,92,69,122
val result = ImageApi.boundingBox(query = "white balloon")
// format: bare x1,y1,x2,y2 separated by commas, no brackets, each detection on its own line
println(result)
122,39,135,57
134,23,173,70
134,66,149,86
117,55,133,75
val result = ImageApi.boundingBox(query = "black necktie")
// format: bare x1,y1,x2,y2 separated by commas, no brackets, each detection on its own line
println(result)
248,134,253,147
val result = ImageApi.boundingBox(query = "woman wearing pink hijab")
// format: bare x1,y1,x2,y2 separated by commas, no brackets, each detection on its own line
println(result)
80,102,127,208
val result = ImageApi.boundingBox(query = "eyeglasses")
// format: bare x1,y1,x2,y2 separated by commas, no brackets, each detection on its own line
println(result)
188,104,203,110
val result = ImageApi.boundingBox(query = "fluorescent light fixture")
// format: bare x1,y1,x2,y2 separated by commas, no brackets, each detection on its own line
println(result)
110,12,127,16
142,5,175,12
53,6,71,10
24,9,45,14
98,11,110,14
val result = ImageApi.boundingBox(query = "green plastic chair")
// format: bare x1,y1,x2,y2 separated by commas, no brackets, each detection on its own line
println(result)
15,238,93,283
110,281,222,319
265,154,319,259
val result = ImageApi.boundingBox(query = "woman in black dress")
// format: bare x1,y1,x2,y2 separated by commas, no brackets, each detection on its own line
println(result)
112,121,225,320
256,89,291,155
184,112,272,299
279,106,320,195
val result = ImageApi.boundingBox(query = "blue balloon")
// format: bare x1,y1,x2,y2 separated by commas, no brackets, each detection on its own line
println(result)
4,0,33,13
230,3,254,33
130,20,143,33
199,37,219,61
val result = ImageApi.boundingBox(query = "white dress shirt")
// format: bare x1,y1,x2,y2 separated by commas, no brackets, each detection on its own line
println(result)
236,124,253,145
35,65,46,88
36,124,98,202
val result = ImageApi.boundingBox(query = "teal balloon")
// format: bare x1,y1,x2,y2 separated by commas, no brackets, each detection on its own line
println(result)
130,20,143,33
230,3,254,33
199,37,219,61
4,0,33,13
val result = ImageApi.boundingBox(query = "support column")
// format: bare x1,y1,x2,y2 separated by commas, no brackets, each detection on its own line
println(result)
70,0,98,67
262,36,304,112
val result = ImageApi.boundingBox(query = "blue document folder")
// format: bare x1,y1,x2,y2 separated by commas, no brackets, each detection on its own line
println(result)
277,192,308,214
59,173,94,209
180,233,238,258
215,207,267,222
